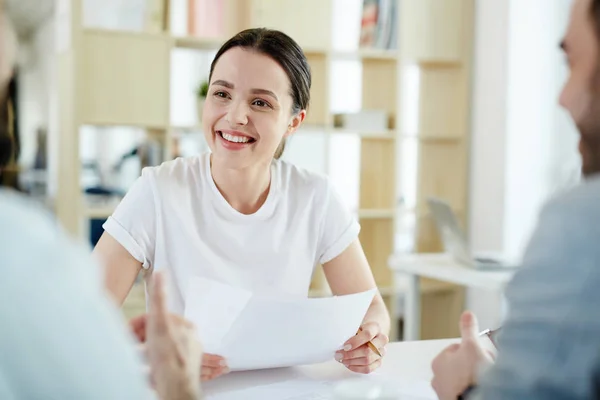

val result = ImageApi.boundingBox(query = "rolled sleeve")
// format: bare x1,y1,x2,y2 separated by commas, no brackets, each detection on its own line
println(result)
102,216,151,269
317,180,361,264
102,168,157,270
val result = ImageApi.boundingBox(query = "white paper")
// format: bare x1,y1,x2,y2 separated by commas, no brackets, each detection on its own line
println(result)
184,277,376,371
205,378,437,400
184,278,253,352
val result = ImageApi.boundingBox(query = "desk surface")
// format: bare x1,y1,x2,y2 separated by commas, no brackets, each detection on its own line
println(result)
389,253,515,291
202,339,459,398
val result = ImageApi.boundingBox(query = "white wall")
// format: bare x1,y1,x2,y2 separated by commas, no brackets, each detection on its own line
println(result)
504,0,571,260
467,0,511,329
468,0,577,328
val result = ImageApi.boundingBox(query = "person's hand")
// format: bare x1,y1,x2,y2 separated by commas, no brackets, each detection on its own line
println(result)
431,311,495,400
199,353,229,381
145,271,202,400
335,322,389,374
129,307,230,381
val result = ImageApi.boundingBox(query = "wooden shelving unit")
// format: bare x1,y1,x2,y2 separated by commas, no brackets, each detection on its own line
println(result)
56,0,474,340
400,0,475,339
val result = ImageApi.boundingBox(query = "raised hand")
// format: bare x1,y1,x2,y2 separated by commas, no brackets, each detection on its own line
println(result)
430,311,495,400
145,272,203,400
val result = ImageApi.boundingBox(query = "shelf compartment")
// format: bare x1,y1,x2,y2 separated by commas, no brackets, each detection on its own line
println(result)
79,29,170,127
362,58,398,129
304,53,330,126
173,36,227,50
416,141,468,216
418,67,469,139
251,0,332,51
359,138,396,210
400,0,470,64
359,218,394,288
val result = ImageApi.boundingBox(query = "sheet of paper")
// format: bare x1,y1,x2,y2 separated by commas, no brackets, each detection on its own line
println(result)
205,378,437,400
184,277,252,353
184,276,376,371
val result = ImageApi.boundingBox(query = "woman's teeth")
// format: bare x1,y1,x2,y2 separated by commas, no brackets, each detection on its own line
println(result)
220,131,251,143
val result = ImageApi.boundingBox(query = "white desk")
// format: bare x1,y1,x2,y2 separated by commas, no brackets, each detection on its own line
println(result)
389,253,515,341
202,339,459,399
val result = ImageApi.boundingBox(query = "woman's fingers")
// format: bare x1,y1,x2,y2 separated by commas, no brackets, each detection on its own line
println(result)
129,315,148,342
343,323,379,351
341,354,380,366
336,327,387,375
200,354,230,381
337,344,371,361
336,333,388,362
345,359,383,374
370,332,389,350
202,353,228,368
201,365,230,381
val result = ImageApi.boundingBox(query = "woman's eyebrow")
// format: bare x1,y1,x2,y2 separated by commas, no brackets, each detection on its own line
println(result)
212,79,234,88
251,88,278,101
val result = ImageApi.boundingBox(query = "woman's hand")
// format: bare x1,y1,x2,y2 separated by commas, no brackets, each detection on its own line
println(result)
335,322,389,374
200,353,229,381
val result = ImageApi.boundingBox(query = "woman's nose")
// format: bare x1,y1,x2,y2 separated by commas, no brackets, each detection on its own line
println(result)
226,100,249,126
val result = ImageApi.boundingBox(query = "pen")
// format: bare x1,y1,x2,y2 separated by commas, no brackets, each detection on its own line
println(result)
367,340,383,357
356,328,383,357
479,327,501,348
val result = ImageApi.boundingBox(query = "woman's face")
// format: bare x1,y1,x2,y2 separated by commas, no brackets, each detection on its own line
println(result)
203,47,305,168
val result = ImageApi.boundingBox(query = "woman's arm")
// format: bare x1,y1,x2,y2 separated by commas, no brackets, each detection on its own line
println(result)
92,232,142,306
322,238,391,334
322,238,390,374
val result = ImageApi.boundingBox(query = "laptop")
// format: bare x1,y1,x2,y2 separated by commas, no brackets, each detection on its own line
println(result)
426,197,519,270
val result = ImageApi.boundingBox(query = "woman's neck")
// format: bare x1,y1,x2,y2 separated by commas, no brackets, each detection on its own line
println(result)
210,155,272,214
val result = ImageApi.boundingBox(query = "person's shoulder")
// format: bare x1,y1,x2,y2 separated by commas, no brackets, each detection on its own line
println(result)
0,189,96,280
275,158,331,195
0,189,60,241
525,174,600,265
140,154,205,187
542,174,600,224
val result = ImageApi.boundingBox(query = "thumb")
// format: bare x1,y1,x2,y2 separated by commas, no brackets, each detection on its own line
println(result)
148,271,169,335
459,311,480,342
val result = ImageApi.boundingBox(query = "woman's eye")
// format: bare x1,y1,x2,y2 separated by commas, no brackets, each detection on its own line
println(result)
214,91,228,98
253,99,270,108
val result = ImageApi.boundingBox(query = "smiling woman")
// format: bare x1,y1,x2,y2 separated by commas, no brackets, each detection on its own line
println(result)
92,28,390,383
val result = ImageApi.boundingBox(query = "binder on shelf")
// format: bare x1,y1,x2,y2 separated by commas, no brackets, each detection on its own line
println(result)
187,0,224,38
359,0,398,50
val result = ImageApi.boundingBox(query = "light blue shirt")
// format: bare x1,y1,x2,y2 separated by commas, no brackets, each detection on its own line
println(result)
0,189,155,399
472,174,600,399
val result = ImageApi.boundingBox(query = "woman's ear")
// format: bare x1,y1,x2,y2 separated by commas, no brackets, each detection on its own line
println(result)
285,110,306,137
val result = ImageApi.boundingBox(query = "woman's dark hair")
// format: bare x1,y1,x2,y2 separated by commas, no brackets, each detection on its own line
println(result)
0,91,13,169
593,0,600,36
209,28,312,159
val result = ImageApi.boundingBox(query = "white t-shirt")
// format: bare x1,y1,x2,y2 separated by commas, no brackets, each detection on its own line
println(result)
103,152,360,314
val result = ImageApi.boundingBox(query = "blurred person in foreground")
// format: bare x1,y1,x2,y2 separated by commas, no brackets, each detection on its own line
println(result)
0,9,203,400
431,0,600,399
